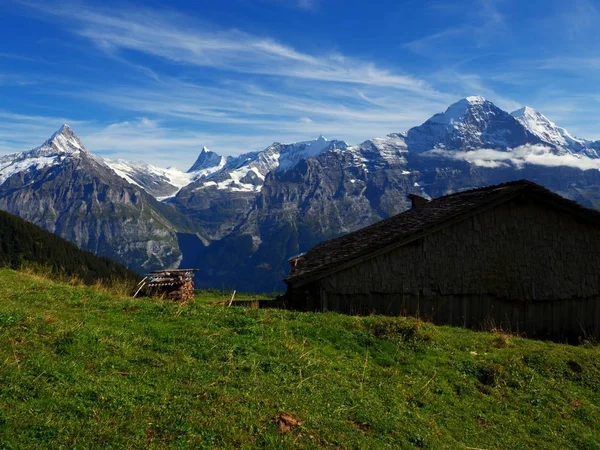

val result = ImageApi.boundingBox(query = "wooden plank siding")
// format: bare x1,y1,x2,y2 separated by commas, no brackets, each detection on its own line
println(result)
286,197,600,340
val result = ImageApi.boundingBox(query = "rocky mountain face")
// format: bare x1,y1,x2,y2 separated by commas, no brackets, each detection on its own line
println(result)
0,125,204,272
105,159,190,199
179,97,600,291
2,97,599,291
511,106,599,157
187,146,229,173
167,136,348,240
406,96,541,153
512,106,587,150
105,146,227,200
182,135,422,291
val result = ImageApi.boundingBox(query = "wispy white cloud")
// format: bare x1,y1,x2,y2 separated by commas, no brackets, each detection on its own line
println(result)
0,110,89,154
404,0,506,57
21,0,437,94
0,73,46,86
538,57,600,72
0,0,462,165
0,72,447,167
65,73,449,153
426,69,522,113
0,112,282,168
0,61,451,165
404,26,470,56
7,0,597,166
0,52,45,63
426,145,600,171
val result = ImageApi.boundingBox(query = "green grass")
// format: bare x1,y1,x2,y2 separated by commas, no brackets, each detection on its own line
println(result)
0,268,598,449
194,289,279,304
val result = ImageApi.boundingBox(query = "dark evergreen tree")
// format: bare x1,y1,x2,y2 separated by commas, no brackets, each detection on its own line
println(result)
0,210,139,283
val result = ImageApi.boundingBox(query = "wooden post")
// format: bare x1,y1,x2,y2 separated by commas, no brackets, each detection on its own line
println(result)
133,277,148,298
228,290,237,307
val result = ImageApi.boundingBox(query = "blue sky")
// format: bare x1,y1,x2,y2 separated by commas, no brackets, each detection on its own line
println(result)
0,0,598,167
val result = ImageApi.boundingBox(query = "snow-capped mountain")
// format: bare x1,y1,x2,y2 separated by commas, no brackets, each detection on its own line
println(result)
168,136,348,239
105,159,197,199
3,96,600,291
104,146,228,199
103,137,346,200
187,146,229,173
406,96,540,153
0,125,205,272
0,124,100,186
511,106,598,157
103,100,600,204
184,135,348,193
345,133,409,170
275,135,347,170
180,97,600,291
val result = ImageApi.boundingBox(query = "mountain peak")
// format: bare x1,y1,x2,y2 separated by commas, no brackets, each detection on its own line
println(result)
464,95,487,104
188,146,225,173
57,123,73,133
406,96,536,152
511,106,540,118
47,124,87,155
511,106,586,148
433,96,498,126
0,124,95,187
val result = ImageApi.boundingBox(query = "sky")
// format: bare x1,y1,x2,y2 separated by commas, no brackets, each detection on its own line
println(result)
0,0,598,168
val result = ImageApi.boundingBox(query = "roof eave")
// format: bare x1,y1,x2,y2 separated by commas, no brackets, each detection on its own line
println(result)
287,187,528,287
287,181,600,288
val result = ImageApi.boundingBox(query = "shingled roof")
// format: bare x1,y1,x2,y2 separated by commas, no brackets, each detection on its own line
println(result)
286,180,600,286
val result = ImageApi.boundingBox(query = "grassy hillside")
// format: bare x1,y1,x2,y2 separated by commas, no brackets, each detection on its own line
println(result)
0,269,598,449
0,209,139,283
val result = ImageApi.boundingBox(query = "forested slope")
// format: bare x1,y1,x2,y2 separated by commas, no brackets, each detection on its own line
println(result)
0,210,138,283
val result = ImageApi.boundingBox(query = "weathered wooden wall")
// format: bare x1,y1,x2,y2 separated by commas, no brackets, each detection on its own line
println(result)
322,292,600,339
299,197,600,339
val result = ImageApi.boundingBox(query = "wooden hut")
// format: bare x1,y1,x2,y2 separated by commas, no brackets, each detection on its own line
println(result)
134,269,198,302
284,180,600,340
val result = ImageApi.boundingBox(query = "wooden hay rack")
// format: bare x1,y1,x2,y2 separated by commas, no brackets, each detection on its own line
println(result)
133,269,198,302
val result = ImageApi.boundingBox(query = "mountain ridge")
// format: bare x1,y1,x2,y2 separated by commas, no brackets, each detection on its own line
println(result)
46,98,598,203
0,128,208,273
510,106,596,156
1,97,600,290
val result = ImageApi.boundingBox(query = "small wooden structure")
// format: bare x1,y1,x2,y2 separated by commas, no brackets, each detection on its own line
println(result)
134,269,198,302
284,180,600,340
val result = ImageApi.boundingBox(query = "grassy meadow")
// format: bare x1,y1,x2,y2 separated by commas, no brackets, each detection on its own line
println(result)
0,268,598,449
